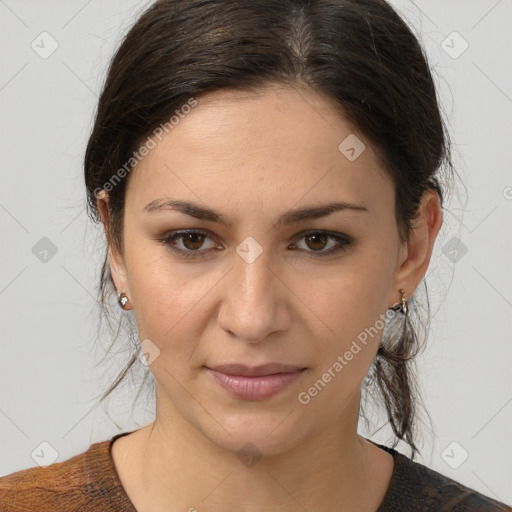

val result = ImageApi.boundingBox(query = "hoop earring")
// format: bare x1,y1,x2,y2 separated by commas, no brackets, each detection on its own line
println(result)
117,292,130,310
390,288,408,316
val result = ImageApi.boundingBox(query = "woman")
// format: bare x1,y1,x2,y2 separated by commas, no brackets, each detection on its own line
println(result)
1,0,510,510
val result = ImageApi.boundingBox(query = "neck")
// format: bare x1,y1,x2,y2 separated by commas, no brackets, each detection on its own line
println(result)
113,391,393,512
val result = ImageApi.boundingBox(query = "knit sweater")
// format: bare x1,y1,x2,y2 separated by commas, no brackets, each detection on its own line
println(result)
0,431,510,511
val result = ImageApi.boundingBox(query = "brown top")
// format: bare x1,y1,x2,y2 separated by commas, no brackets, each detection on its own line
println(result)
0,431,510,511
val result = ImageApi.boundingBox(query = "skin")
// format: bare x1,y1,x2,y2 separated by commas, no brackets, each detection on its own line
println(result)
97,84,443,512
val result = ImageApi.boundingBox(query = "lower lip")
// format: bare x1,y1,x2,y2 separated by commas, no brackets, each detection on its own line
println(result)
206,368,306,401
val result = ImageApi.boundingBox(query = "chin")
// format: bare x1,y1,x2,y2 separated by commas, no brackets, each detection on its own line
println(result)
198,408,308,458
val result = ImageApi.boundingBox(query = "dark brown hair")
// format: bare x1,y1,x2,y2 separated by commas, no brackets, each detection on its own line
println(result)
84,0,455,458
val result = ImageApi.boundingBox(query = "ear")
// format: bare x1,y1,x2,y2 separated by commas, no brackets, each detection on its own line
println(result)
96,190,130,298
388,189,443,304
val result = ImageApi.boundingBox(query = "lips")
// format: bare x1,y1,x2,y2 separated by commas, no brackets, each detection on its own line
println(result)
205,363,307,400
207,363,306,377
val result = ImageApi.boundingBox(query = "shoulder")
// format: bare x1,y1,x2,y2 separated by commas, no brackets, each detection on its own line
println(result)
0,437,126,512
379,446,512,511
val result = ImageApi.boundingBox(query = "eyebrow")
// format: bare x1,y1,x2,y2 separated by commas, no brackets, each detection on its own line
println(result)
143,198,368,227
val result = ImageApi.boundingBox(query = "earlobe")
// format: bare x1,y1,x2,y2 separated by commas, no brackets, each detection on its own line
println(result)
109,246,132,309
106,225,131,301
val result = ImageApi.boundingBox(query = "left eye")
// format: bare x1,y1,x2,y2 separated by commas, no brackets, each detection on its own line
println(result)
159,229,352,258
291,231,350,254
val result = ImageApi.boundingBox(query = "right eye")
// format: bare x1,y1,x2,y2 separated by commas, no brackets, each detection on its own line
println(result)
159,229,220,258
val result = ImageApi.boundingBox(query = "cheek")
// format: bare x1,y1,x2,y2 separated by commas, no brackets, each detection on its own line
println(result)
125,242,229,374
295,265,391,415
303,247,394,342
125,243,201,341
296,241,396,403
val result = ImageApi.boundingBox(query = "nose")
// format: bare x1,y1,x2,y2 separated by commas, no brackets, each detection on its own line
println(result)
217,244,291,343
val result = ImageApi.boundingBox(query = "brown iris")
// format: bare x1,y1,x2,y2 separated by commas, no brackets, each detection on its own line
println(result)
304,233,328,251
182,232,206,250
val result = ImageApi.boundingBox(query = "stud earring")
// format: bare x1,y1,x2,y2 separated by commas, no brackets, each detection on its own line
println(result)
117,292,130,310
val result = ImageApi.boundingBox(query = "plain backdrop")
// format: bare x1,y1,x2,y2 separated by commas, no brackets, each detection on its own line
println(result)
1,0,511,505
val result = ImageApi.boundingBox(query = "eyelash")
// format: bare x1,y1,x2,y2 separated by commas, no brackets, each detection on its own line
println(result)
158,229,352,259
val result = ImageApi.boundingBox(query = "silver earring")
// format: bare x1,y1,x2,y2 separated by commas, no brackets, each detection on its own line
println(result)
117,292,130,310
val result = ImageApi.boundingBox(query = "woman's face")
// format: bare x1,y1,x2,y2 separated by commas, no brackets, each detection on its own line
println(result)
106,85,416,455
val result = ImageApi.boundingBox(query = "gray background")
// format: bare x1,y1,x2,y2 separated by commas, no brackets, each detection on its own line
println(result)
1,0,511,505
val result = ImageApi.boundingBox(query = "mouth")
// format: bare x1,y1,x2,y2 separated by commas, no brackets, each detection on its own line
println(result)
204,363,307,401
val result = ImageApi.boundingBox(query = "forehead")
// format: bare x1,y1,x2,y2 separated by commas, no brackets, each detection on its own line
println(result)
125,85,393,214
